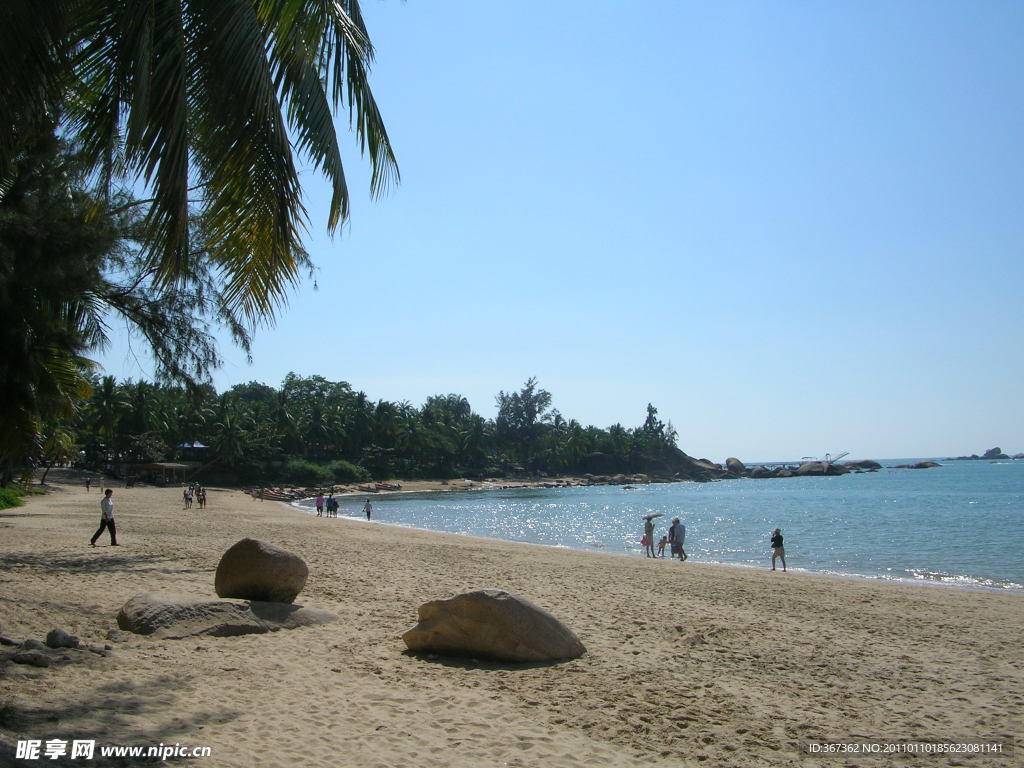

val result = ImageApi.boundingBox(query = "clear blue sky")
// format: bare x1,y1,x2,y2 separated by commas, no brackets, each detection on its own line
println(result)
98,0,1024,462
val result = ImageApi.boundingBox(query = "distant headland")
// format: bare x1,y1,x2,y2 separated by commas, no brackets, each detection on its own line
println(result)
947,447,1023,461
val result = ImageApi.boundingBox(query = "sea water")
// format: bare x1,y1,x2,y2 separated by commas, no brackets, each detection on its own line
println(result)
296,459,1023,592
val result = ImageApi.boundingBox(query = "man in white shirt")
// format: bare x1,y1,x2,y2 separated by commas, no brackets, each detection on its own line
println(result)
90,488,119,546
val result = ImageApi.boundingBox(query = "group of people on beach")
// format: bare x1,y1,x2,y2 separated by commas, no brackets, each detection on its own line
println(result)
182,483,207,509
315,493,373,520
643,516,688,561
315,492,340,517
643,516,788,571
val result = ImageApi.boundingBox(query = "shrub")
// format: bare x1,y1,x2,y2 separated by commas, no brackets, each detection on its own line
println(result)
0,487,23,510
281,458,333,486
326,459,369,483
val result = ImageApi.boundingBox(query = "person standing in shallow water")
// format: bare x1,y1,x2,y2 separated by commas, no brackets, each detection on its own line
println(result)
363,499,372,520
668,517,687,561
643,517,656,557
90,489,118,546
770,528,786,572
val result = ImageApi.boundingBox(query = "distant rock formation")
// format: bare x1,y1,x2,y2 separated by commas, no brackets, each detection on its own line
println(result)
949,447,1014,460
402,589,585,663
844,460,882,470
894,461,941,469
796,462,851,477
582,452,892,482
725,457,746,475
580,448,737,483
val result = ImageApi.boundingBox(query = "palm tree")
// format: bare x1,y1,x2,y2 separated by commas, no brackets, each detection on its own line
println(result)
212,398,255,468
0,0,398,323
88,375,129,458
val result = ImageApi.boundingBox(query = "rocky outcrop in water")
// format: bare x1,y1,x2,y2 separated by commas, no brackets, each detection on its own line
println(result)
844,460,882,470
694,458,874,479
949,447,1014,460
581,448,737,483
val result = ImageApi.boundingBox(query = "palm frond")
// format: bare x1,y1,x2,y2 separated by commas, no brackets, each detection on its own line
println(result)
3,0,398,326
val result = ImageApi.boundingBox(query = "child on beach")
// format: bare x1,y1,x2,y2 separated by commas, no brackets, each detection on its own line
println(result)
656,536,668,558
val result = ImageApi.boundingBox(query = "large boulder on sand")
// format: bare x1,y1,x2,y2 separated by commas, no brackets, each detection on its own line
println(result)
215,538,308,604
117,593,336,638
402,589,586,663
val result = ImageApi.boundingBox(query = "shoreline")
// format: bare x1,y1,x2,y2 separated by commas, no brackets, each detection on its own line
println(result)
285,497,1024,597
2,477,1021,767
282,482,1024,596
246,472,655,502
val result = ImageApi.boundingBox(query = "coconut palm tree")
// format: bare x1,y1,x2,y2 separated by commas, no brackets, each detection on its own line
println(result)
0,0,398,323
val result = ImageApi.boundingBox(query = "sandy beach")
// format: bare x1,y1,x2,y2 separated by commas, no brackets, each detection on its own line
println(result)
1,473,1021,767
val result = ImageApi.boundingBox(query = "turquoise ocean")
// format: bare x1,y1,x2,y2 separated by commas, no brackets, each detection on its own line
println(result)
296,459,1023,592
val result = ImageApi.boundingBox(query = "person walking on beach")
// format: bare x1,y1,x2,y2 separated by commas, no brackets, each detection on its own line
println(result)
315,492,325,517
85,478,91,492
197,487,206,509
770,528,786,572
90,489,118,547
668,517,687,561
363,499,372,520
643,517,656,557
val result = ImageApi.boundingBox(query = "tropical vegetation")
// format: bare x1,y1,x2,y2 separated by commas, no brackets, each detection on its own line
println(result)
57,375,684,487
0,0,396,482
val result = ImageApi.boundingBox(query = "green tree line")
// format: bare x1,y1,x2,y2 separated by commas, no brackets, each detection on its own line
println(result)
62,375,681,486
